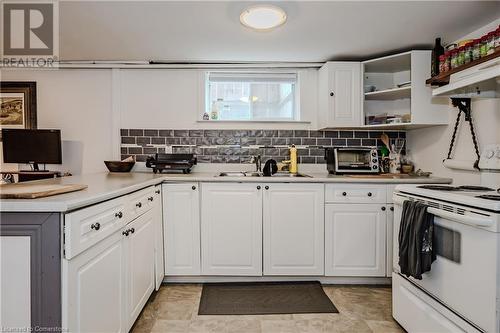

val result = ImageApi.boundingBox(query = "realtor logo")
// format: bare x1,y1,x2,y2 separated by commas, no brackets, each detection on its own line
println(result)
1,1,59,67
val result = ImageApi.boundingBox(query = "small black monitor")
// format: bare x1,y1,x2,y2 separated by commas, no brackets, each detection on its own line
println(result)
2,129,62,170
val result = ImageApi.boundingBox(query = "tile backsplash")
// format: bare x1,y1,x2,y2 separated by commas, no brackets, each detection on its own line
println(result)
120,129,406,164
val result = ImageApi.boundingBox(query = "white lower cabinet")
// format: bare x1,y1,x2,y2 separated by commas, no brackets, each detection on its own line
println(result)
325,203,387,276
125,210,155,331
263,184,325,275
201,183,262,275
163,183,201,275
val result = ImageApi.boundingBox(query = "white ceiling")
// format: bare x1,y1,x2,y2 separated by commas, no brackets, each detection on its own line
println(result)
59,1,500,62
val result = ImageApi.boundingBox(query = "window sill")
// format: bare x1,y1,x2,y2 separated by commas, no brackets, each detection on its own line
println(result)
197,120,311,124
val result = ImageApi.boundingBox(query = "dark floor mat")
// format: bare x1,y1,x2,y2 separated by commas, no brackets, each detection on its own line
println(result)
198,281,338,315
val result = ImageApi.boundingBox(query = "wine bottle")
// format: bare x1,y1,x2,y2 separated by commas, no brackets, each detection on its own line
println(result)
431,37,444,77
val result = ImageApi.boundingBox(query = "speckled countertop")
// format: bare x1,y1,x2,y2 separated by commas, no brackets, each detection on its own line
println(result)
0,171,452,212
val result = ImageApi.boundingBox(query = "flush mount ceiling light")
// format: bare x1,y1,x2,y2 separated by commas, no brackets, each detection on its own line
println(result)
240,5,287,31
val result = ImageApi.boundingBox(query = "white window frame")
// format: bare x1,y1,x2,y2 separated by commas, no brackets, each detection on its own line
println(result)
201,70,302,122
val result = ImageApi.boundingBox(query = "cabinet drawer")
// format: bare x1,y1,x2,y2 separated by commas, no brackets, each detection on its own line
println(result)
64,196,127,259
325,184,386,203
126,186,156,221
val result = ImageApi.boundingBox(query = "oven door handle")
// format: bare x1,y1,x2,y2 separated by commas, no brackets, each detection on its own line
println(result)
393,195,493,228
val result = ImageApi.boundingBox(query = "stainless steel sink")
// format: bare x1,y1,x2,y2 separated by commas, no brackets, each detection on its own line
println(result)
217,171,311,178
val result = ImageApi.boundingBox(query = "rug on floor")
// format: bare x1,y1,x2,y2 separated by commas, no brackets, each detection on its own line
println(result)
198,281,339,315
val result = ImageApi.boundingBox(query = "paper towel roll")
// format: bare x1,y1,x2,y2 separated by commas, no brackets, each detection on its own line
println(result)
443,159,477,171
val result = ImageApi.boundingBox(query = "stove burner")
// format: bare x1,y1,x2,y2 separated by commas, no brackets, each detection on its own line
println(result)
457,185,495,191
476,194,500,201
418,185,460,191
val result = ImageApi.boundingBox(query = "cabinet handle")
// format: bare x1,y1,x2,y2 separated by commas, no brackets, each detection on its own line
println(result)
265,186,269,190
115,211,123,219
129,228,135,234
122,230,129,236
155,190,160,194
91,222,101,231
390,207,394,211
148,196,154,201
342,192,347,196
257,186,261,190
136,202,142,208
192,186,196,190
367,192,372,197
381,206,386,211
330,91,335,97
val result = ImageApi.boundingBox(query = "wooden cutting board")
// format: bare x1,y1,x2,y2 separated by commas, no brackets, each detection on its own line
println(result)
0,183,88,199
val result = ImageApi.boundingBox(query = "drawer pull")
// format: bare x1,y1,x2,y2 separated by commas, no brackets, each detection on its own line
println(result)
115,211,123,219
148,196,154,201
381,206,386,211
192,186,197,190
367,192,372,197
257,186,261,190
130,228,135,234
91,223,101,231
265,186,269,190
390,207,394,211
342,192,347,196
136,202,142,208
122,230,129,236
155,190,160,194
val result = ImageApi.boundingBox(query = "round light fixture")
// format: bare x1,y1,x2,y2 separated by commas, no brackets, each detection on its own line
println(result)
240,5,287,31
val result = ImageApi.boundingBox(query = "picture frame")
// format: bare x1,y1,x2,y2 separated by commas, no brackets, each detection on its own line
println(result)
0,81,37,132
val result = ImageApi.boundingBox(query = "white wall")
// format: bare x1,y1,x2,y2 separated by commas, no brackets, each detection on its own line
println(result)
0,67,318,174
1,69,114,174
407,18,500,185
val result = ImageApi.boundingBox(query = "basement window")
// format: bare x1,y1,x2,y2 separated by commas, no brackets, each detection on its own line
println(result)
204,72,298,121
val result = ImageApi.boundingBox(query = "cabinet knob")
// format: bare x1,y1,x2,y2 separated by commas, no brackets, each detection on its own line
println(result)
330,91,334,97
122,230,129,236
129,228,135,234
148,196,154,201
257,186,261,190
155,189,160,194
136,202,142,208
390,207,394,211
115,211,123,219
265,186,269,190
192,185,197,190
367,192,372,197
381,206,386,211
91,222,101,231
342,192,347,196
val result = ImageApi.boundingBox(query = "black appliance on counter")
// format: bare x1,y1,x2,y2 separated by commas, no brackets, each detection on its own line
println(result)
325,147,379,174
146,153,197,174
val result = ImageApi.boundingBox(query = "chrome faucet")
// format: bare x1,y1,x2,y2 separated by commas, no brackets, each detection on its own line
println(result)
250,155,262,172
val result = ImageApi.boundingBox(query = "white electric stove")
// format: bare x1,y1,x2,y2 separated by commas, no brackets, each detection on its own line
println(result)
392,144,500,333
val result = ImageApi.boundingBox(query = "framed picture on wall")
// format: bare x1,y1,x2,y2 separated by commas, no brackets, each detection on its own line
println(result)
0,82,37,133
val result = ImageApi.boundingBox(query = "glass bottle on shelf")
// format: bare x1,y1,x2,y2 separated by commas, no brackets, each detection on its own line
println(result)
464,42,472,64
450,49,458,69
443,51,450,72
480,36,488,57
472,39,481,61
486,32,495,55
457,46,465,66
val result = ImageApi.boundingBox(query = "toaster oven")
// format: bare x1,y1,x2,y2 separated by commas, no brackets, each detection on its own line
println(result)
325,147,379,174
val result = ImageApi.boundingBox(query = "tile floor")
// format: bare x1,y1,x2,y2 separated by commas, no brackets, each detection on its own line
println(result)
131,284,404,333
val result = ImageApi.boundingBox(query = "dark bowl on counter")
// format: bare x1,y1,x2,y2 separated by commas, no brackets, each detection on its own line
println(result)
104,161,135,172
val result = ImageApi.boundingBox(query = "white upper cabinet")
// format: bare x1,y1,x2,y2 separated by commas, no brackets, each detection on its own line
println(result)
163,183,201,276
318,62,362,128
325,203,387,277
263,183,325,276
201,183,263,276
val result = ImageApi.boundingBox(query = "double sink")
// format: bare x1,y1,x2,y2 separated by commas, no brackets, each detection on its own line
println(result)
218,171,311,178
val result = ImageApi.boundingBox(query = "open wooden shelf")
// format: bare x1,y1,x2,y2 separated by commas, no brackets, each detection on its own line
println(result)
364,86,411,100
426,48,500,86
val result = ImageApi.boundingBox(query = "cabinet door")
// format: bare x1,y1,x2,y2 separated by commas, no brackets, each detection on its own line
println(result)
126,210,155,330
163,183,201,275
325,204,386,276
153,185,164,289
64,232,125,333
263,183,324,275
319,62,362,128
201,183,262,276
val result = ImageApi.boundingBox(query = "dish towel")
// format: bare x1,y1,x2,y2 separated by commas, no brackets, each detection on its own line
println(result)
398,200,436,280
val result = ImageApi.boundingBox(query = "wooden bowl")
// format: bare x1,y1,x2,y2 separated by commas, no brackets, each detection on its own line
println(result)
104,161,135,172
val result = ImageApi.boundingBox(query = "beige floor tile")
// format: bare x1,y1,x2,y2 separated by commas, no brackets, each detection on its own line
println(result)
131,317,155,333
261,320,298,333
150,320,190,333
326,314,373,333
226,318,262,333
365,320,404,333
188,318,227,332
157,300,198,320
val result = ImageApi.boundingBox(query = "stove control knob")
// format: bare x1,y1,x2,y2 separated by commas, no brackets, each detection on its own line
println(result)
485,149,495,158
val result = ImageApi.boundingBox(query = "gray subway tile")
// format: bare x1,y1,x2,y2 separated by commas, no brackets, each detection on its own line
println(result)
174,130,189,137
278,130,293,137
159,130,173,137
120,147,127,154
120,129,128,136
300,156,315,164
197,155,211,163
179,137,197,145
256,138,272,146
347,139,361,146
294,130,309,138
287,138,302,145
272,138,287,145
249,130,264,137
362,139,377,146
135,154,147,162
204,130,219,137
332,138,347,146
317,138,332,146
128,147,142,154
144,129,159,137
151,137,166,145
369,131,383,139
129,129,144,136
165,138,180,145
143,147,158,155
315,157,326,164
189,130,204,137
309,148,325,157
302,138,317,146
264,148,279,156
310,131,324,138
136,137,151,146
121,136,135,144
325,131,339,138
339,131,354,138
240,137,257,146
262,130,278,137
354,131,369,138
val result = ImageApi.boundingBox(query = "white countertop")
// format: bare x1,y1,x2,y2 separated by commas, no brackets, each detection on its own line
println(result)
0,171,452,212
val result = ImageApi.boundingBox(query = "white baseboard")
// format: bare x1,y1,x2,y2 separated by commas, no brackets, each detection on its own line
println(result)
162,275,391,285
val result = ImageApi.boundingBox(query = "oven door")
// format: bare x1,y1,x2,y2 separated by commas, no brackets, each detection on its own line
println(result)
393,194,499,333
